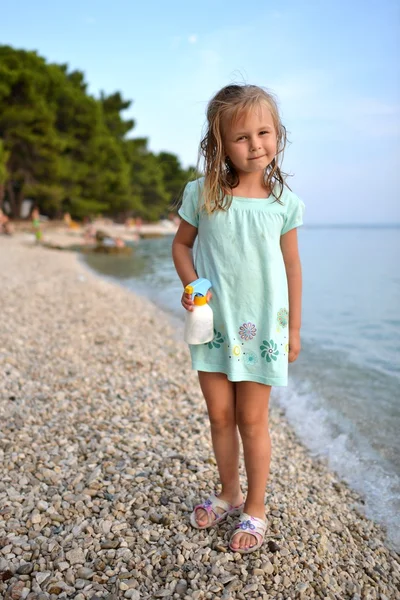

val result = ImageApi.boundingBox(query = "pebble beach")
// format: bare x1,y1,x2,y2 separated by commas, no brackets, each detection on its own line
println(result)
0,234,399,600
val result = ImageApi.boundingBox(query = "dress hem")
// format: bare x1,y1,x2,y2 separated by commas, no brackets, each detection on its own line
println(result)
191,361,288,387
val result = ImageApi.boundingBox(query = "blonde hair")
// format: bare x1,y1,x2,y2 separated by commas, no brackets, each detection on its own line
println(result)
198,84,289,214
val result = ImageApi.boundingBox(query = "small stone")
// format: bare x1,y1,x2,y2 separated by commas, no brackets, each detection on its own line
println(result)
66,548,85,564
243,583,258,593
176,554,185,566
296,583,309,595
262,562,274,575
100,540,119,549
16,564,34,575
226,579,242,592
31,514,41,524
35,571,51,586
149,513,163,524
5,580,25,600
125,591,141,600
268,540,280,553
253,568,265,576
47,584,64,595
101,520,113,534
76,567,94,579
175,580,188,596
220,575,236,585
94,558,106,571
0,570,13,582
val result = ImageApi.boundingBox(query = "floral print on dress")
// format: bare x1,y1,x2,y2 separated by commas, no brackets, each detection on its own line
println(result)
232,345,241,357
239,322,257,341
206,328,224,349
276,308,288,332
244,350,258,367
260,339,280,362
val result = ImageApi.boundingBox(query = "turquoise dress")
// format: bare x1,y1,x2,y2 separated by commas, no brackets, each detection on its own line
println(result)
178,178,305,386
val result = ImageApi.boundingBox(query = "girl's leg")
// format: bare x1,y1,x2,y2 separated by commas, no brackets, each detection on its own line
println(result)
194,371,243,526
232,381,271,550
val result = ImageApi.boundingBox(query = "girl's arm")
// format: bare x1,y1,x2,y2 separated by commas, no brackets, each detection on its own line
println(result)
280,228,302,362
172,219,199,311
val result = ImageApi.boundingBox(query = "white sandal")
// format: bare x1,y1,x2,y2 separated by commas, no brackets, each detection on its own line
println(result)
190,493,244,530
229,512,267,554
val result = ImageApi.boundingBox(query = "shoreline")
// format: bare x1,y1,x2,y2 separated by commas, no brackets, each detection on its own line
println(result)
9,220,179,250
0,234,399,599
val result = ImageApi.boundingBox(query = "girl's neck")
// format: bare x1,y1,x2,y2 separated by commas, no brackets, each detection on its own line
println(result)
231,172,270,198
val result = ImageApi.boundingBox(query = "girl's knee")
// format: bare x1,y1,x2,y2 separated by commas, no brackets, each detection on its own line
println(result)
237,414,269,437
209,411,236,431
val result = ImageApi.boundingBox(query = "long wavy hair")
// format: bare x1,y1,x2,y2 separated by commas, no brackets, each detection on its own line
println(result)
198,84,289,214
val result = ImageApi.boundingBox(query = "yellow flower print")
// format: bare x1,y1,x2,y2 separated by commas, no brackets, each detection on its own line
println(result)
233,345,241,357
285,343,289,353
276,308,289,333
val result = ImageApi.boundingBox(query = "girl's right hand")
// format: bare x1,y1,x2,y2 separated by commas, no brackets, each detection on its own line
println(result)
181,290,212,311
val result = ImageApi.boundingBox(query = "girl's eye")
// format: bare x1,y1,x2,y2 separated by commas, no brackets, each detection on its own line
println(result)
236,136,246,141
260,131,269,135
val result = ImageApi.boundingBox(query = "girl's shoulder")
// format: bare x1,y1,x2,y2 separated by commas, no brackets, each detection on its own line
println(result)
178,178,205,228
279,186,305,234
278,185,304,206
185,176,205,194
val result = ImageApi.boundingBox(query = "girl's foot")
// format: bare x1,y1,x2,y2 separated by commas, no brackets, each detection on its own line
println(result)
192,491,244,528
229,512,267,554
229,505,266,551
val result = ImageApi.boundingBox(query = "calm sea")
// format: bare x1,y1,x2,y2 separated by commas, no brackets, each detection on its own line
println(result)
81,226,400,551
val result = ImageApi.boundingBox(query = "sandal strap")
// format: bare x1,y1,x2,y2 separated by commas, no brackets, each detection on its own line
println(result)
194,493,233,517
231,512,267,540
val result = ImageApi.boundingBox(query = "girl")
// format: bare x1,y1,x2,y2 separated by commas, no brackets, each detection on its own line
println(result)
172,84,304,554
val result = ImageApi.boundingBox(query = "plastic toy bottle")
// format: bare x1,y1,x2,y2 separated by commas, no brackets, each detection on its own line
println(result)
183,278,213,344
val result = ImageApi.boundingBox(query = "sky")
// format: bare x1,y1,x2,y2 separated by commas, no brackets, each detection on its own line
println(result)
1,0,399,224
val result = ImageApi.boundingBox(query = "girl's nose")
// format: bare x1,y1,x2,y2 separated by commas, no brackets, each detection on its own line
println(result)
250,137,261,151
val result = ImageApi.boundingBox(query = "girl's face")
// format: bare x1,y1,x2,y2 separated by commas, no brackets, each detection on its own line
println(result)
223,103,277,177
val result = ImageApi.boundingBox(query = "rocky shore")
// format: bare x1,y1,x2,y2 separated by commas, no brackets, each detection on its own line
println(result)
0,235,399,600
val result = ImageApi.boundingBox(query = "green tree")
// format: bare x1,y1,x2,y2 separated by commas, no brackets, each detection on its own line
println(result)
0,47,64,217
0,44,191,221
0,139,9,209
125,138,169,221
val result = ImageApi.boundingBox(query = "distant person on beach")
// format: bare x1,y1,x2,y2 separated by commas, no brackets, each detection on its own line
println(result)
83,224,96,245
172,84,304,554
135,216,143,233
0,208,13,235
31,207,42,242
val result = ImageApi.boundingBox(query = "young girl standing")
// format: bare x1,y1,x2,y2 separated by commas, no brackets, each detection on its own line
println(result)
172,84,304,554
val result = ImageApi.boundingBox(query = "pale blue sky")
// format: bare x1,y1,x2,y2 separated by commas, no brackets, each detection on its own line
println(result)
2,0,399,224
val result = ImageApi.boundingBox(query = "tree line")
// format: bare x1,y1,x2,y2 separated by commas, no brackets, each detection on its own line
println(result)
0,45,196,222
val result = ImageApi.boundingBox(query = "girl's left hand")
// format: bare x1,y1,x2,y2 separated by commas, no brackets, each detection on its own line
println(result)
288,330,301,363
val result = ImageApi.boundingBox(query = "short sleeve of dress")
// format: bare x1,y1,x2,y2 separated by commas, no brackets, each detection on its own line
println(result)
281,191,305,235
178,180,200,228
